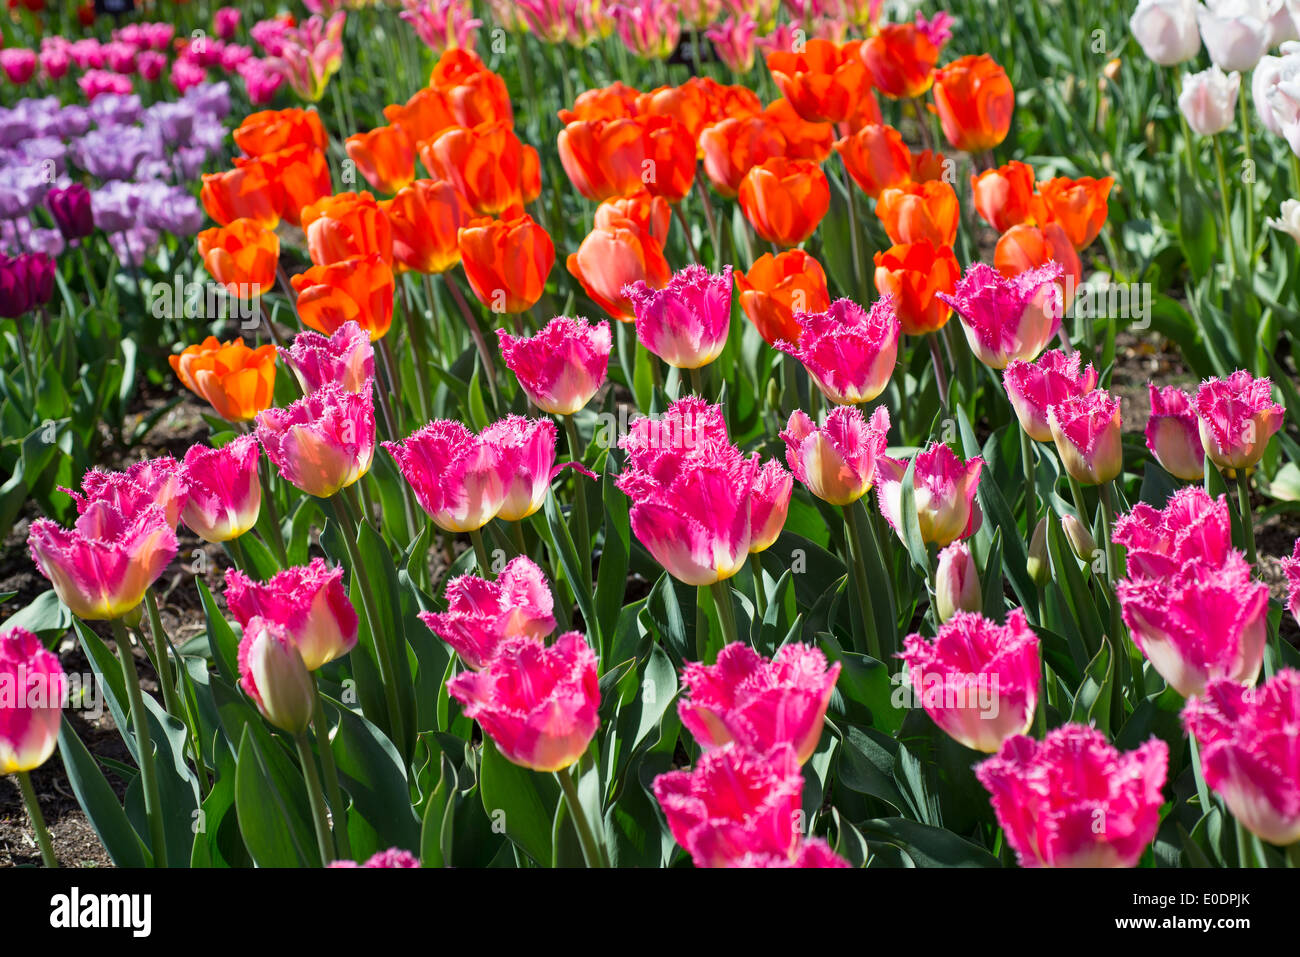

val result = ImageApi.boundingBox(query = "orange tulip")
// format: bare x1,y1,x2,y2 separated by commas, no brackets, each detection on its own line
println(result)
765,38,866,124
995,222,1082,304
345,126,417,196
637,81,715,140
699,116,786,198
932,54,1014,153
910,149,949,184
711,82,765,122
596,191,671,248
971,160,1041,233
521,145,542,206
382,87,458,145
738,157,830,248
430,48,489,88
292,253,396,341
843,83,884,134
558,82,642,124
381,179,470,274
197,218,280,297
1036,175,1114,251
734,249,830,346
875,181,960,247
200,163,283,229
872,240,960,336
169,337,277,423
301,191,393,266
430,49,513,128
860,23,939,99
566,215,672,322
763,99,834,163
233,107,328,158
248,143,332,227
834,124,912,199
419,121,539,216
458,213,555,314
556,117,648,202
640,115,697,203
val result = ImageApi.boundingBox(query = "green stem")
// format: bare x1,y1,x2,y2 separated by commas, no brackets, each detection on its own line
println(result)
1239,90,1255,270
258,460,290,568
142,590,182,719
469,526,492,574
310,675,351,860
1236,469,1257,566
562,416,593,592
555,765,606,868
16,771,57,867
1099,481,1140,701
753,562,767,623
710,579,740,648
688,365,705,398
841,505,882,661
928,333,950,409
1189,733,1213,821
111,618,167,867
295,732,336,866
1019,426,1036,534
1211,135,1243,279
1066,472,1090,527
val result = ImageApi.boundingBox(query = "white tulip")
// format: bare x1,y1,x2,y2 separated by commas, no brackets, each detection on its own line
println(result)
1266,198,1300,241
1197,0,1277,72
1131,0,1203,65
1179,64,1242,134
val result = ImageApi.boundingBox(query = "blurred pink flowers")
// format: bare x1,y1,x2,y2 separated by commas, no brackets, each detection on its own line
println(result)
901,609,1040,753
256,383,376,498
782,405,890,506
1002,349,1098,443
938,261,1063,369
264,12,346,102
447,631,600,772
419,556,556,669
876,442,983,547
1194,371,1285,472
1183,669,1300,846
400,0,482,53
225,558,359,672
0,627,65,775
180,435,262,544
1145,384,1205,481
775,297,900,406
626,265,734,370
976,724,1168,868
497,316,611,416
678,642,840,763
610,1,683,60
280,321,375,395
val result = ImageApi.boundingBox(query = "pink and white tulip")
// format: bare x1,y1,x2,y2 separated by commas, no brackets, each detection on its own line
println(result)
1282,538,1300,626
749,459,793,553
1047,389,1123,486
238,618,315,735
876,443,983,547
775,297,900,406
224,558,359,671
934,540,982,622
1002,349,1098,443
180,435,262,544
1129,0,1202,65
1196,0,1272,73
1145,385,1205,481
1112,487,1231,579
481,415,575,522
1178,65,1241,136
497,316,612,416
280,321,375,395
1194,371,1285,471
938,261,1063,370
625,265,734,370
384,420,507,533
256,383,376,498
782,405,890,507
68,456,188,528
0,627,65,775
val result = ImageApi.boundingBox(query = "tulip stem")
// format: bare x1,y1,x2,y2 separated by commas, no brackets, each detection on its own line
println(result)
1099,482,1141,703
753,563,767,626
1188,733,1213,820
688,365,705,398
295,732,336,866
469,527,492,574
442,274,500,411
16,771,57,868
144,588,207,793
310,675,352,860
556,765,606,868
1235,470,1257,567
562,416,594,592
841,505,882,662
710,580,740,649
694,178,721,270
111,617,167,868
1065,472,1090,528
673,202,701,265
397,277,433,421
1211,135,1243,279
1019,427,1036,535
927,333,950,408
1238,92,1255,270
839,157,864,294
258,460,290,568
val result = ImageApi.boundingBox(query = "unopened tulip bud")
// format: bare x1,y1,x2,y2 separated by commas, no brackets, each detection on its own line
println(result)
935,541,982,622
239,619,314,735
1027,517,1050,587
1061,514,1097,562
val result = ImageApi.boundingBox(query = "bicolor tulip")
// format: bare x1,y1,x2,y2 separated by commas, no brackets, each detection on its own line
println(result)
345,125,417,195
28,501,178,621
876,443,984,547
197,218,280,297
200,163,283,229
994,223,1083,302
596,191,671,247
678,642,840,763
280,321,375,395
976,725,1168,868
762,98,834,163
750,459,793,553
567,215,671,322
446,631,600,772
1145,385,1205,481
875,181,960,247
932,54,1014,153
233,107,329,157
934,541,982,622
1002,349,1099,442
1194,371,1285,472
901,609,1040,752
872,240,960,336
383,419,506,532
1112,487,1232,579
256,383,376,499
938,261,1063,370
420,557,556,670
180,435,262,544
775,297,900,406
781,405,891,506
1183,670,1300,846
170,336,278,423
734,249,830,347
459,212,555,314
292,253,396,341
251,144,332,227
698,116,786,198
1048,389,1124,486
238,618,314,735
483,415,575,522
0,626,65,774
225,558,359,671
737,157,830,248
1283,539,1300,626
625,265,733,369
497,316,611,415
833,123,912,200
68,457,188,529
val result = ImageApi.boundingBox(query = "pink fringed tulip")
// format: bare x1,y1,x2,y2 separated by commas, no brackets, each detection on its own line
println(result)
976,725,1168,867
616,398,759,586
653,742,848,867
934,540,981,622
497,316,611,415
256,383,376,498
781,405,891,506
1183,670,1300,846
749,459,793,553
419,556,555,669
0,627,65,774
383,420,506,532
328,848,422,868
280,321,375,394
775,297,900,405
678,642,841,763
937,261,1063,369
224,558,359,671
1117,551,1267,697
1145,384,1205,481
1194,371,1285,471
446,631,600,771
901,609,1039,752
1002,349,1098,443
1112,487,1231,579
238,618,314,735
482,415,564,522
1283,539,1300,627
28,502,177,621
1048,389,1123,486
180,435,262,544
625,265,734,370
68,456,189,528
876,443,983,547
